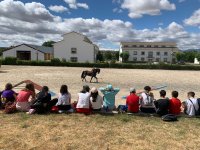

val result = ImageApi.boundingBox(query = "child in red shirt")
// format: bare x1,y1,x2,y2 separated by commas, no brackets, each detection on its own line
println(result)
126,88,140,113
169,91,181,115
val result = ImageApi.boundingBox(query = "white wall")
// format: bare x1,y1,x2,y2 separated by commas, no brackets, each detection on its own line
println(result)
120,43,179,63
3,45,44,61
54,32,96,63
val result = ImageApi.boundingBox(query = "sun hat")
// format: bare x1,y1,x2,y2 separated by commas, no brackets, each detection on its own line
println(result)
130,88,136,93
91,87,98,93
107,84,113,90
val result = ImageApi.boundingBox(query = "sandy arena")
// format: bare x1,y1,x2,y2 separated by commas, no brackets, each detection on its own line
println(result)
0,65,200,104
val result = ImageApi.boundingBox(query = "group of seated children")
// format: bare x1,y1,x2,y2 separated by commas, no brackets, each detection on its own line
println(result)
126,86,200,116
0,83,199,117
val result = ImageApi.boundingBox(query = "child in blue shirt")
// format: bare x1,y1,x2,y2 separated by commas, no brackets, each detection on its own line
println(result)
99,84,120,111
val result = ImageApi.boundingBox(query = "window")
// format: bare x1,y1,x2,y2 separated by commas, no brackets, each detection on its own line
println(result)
70,57,78,62
148,51,153,58
141,51,145,55
44,53,51,60
154,45,159,48
71,48,77,54
133,57,137,61
148,59,153,62
147,45,152,48
162,45,166,48
164,52,168,56
132,45,137,47
124,45,129,48
156,52,160,56
164,58,168,62
140,45,144,47
133,51,137,55
141,58,145,61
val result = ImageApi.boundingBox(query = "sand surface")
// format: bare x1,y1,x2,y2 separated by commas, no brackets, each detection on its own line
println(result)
0,65,200,105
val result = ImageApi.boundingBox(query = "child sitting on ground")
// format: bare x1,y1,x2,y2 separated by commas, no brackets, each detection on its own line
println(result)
99,84,120,111
90,87,103,112
126,88,140,113
154,90,169,116
16,83,36,112
28,86,51,114
0,83,17,109
182,92,199,116
140,86,156,113
56,85,73,113
76,85,91,114
169,91,181,115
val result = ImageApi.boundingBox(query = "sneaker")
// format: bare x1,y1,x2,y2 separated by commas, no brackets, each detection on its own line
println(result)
58,110,64,114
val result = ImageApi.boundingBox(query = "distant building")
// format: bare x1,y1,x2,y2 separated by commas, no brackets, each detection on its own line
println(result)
54,31,99,63
3,44,53,61
119,42,179,63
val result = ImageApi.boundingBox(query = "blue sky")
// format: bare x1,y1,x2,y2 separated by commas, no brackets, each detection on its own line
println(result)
0,0,200,50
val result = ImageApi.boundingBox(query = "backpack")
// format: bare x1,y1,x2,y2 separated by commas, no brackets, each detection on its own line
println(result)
196,98,200,115
161,114,178,122
143,93,153,106
189,99,200,116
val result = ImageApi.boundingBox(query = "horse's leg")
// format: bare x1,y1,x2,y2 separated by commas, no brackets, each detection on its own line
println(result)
94,76,98,83
90,76,93,83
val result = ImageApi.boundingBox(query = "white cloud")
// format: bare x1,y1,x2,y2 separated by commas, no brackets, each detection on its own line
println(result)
64,0,89,9
0,0,200,50
113,8,123,13
121,0,176,18
49,5,68,13
0,0,59,23
184,9,200,27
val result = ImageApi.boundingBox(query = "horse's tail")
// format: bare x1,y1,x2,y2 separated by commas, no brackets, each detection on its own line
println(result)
81,71,85,79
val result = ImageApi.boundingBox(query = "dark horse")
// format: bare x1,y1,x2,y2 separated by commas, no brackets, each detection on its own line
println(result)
81,68,100,82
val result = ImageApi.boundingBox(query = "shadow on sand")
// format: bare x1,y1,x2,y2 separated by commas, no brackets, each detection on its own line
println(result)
0,71,7,73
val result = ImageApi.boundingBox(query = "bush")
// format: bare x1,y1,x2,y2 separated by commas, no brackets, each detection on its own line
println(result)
51,58,61,66
2,58,200,71
0,58,2,67
4,57,17,65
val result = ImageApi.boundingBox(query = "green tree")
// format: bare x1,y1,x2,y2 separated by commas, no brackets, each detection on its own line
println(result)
104,51,112,60
113,51,119,61
42,41,56,47
96,51,104,61
195,52,200,61
185,51,198,62
120,52,129,62
176,52,185,61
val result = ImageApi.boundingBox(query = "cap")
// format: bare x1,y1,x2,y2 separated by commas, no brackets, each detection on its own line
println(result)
107,84,113,90
130,88,136,93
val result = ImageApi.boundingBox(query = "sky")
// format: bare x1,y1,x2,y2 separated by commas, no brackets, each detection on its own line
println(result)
0,0,200,50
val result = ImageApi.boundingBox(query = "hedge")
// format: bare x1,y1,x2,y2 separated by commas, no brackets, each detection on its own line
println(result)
1,57,200,70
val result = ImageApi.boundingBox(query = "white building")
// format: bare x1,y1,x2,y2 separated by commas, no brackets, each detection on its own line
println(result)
3,44,53,61
54,31,99,63
119,42,179,63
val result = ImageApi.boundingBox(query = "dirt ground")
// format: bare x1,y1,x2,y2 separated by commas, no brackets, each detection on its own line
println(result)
1,65,200,104
1,65,200,150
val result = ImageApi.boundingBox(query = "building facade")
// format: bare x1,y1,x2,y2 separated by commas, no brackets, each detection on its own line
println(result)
3,44,53,61
119,42,179,63
54,31,99,63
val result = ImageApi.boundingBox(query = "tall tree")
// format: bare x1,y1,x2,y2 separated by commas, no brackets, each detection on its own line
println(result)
104,51,112,60
96,51,104,61
120,52,129,62
42,41,56,47
176,52,185,61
